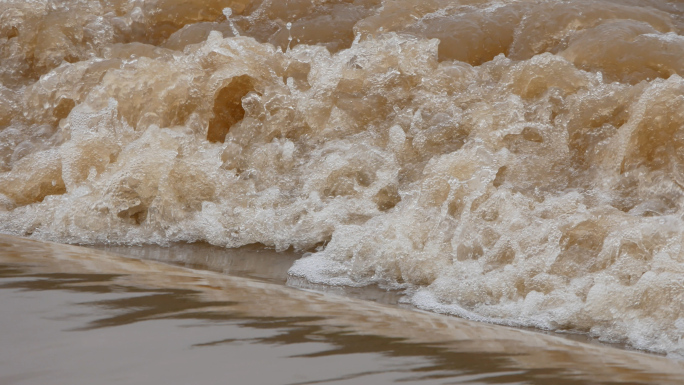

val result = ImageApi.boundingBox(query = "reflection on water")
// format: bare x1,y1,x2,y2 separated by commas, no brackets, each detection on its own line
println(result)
1,234,684,385
94,242,406,305
92,242,300,285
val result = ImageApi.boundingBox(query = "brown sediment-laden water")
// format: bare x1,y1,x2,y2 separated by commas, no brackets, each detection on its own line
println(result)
3,233,684,384
2,0,684,357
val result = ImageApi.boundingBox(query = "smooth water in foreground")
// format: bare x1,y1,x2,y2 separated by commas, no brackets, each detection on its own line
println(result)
2,234,684,385
4,0,684,358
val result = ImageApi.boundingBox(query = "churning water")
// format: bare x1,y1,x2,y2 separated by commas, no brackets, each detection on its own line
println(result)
3,0,684,357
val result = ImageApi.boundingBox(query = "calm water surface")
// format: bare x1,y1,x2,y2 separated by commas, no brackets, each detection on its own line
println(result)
1,234,684,385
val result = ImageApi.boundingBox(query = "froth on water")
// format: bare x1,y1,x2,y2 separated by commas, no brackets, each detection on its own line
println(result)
2,0,684,357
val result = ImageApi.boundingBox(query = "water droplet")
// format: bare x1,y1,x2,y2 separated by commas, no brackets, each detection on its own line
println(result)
223,8,240,36
286,23,293,51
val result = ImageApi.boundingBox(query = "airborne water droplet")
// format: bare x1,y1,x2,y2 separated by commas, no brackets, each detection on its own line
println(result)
286,22,293,51
223,8,240,37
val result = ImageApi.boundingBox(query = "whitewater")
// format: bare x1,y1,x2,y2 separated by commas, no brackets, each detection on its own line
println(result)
2,0,684,357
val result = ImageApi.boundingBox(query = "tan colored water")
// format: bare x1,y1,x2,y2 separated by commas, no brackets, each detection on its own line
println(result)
3,0,684,356
2,233,684,384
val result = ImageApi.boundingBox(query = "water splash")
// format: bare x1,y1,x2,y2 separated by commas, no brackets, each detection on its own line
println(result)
223,7,241,37
286,22,293,51
2,0,684,357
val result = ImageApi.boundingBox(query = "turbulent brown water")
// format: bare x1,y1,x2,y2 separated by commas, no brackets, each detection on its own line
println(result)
3,0,684,357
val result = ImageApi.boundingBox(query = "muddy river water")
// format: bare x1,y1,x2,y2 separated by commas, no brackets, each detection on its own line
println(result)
1,234,684,384
4,0,684,375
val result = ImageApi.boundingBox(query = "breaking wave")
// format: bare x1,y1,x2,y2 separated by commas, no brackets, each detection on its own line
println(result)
3,0,684,356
